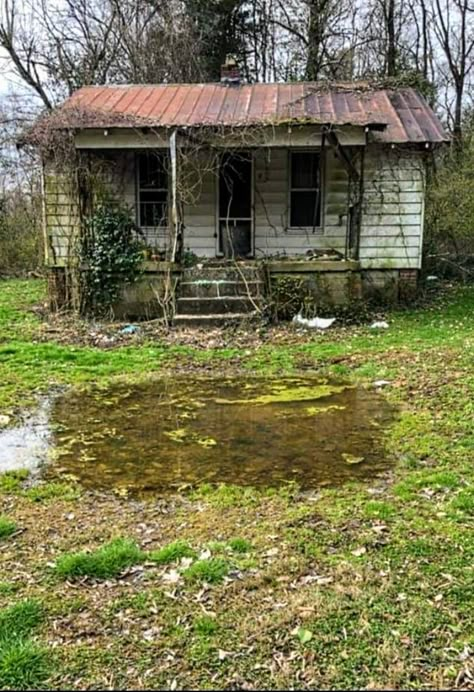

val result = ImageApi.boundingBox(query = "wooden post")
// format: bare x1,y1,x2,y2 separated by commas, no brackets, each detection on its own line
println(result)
169,130,179,263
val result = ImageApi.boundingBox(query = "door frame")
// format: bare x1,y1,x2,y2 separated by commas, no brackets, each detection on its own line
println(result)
215,150,255,258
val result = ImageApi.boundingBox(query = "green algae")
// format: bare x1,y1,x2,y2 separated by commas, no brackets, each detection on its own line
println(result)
41,377,395,493
215,383,349,406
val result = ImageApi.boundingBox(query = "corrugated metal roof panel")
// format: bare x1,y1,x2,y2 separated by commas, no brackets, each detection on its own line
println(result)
50,82,449,143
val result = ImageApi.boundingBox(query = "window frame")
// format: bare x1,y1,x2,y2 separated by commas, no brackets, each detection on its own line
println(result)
288,149,325,232
136,150,170,230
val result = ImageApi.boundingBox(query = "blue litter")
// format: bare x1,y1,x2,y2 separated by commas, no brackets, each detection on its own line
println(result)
120,324,139,335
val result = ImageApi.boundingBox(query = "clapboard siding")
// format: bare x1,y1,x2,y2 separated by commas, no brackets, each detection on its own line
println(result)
43,166,80,264
359,146,425,269
45,143,426,269
182,157,216,256
253,148,348,256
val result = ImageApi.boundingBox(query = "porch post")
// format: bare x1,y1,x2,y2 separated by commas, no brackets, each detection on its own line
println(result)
322,125,364,261
169,129,180,263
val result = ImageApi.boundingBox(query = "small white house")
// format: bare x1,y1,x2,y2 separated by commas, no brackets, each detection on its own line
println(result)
36,74,448,323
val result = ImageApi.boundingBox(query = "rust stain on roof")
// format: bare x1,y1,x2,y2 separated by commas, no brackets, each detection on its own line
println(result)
53,82,449,144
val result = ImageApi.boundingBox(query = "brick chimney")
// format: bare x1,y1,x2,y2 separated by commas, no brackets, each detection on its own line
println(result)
220,55,241,85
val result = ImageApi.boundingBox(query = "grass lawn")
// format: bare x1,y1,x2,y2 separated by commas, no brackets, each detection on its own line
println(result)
0,278,473,690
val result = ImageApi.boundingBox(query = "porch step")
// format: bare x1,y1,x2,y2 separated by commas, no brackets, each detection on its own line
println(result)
179,280,265,299
174,263,267,327
176,296,261,315
173,312,260,328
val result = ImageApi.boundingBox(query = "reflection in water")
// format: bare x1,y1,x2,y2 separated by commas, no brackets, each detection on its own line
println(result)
0,399,51,474
44,377,395,493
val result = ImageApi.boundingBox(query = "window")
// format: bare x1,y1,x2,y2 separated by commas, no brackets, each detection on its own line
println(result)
137,151,168,227
289,151,322,228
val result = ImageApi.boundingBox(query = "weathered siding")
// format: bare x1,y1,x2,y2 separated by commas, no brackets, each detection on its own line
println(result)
253,148,348,256
179,148,351,258
97,151,169,250
182,154,217,257
44,143,426,270
43,164,80,267
359,146,425,269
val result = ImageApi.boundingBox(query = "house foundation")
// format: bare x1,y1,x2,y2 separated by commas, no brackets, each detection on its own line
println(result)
46,260,420,323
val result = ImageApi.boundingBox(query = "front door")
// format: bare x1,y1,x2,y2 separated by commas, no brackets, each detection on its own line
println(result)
218,152,253,258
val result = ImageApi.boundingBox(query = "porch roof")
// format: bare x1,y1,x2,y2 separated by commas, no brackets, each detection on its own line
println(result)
33,82,449,145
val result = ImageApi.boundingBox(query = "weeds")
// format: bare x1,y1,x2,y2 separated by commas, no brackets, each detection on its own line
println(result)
55,538,144,580
184,559,229,584
148,541,196,565
0,599,50,690
0,517,16,540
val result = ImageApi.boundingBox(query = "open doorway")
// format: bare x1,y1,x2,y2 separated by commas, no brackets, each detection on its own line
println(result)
218,152,253,258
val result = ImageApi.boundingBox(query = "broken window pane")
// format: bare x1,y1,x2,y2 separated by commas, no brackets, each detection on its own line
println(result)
290,151,321,228
138,152,169,227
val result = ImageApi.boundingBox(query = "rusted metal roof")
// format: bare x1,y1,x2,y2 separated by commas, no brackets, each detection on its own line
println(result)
55,82,449,144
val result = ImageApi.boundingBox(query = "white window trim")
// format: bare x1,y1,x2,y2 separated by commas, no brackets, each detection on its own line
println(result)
287,148,325,233
135,151,170,231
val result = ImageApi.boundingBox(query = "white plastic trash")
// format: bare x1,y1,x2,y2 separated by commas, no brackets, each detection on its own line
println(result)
292,312,336,330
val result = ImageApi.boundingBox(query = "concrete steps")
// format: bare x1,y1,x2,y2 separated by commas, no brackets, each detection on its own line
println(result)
174,264,266,328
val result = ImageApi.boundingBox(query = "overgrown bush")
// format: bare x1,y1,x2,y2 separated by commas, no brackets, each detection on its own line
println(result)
425,131,474,278
80,203,143,314
0,189,42,276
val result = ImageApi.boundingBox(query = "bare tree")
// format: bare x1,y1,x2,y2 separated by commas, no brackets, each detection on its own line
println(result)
431,0,474,143
0,0,53,108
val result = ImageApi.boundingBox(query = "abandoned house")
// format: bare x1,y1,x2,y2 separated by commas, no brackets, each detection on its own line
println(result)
33,64,449,325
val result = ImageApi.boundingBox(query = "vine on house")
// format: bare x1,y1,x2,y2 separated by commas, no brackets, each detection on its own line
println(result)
80,203,144,315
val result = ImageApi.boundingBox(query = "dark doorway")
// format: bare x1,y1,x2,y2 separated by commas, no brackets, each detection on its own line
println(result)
219,152,253,258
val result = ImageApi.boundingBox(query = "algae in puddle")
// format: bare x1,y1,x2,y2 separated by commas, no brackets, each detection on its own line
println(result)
39,377,395,493
342,453,365,465
305,404,347,416
165,428,189,443
215,384,349,406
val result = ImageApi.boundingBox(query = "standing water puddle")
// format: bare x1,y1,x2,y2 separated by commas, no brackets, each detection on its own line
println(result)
31,377,396,493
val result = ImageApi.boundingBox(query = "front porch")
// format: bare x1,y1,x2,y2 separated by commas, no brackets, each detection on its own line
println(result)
110,257,392,326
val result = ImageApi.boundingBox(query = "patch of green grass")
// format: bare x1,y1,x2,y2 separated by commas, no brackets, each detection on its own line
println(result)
450,487,474,515
0,470,29,494
227,538,251,553
0,516,16,540
192,483,260,508
23,482,80,503
193,615,219,637
362,500,396,520
0,599,50,689
184,558,229,584
0,636,51,691
393,470,460,500
0,583,19,597
148,540,196,565
0,600,43,639
55,538,144,580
